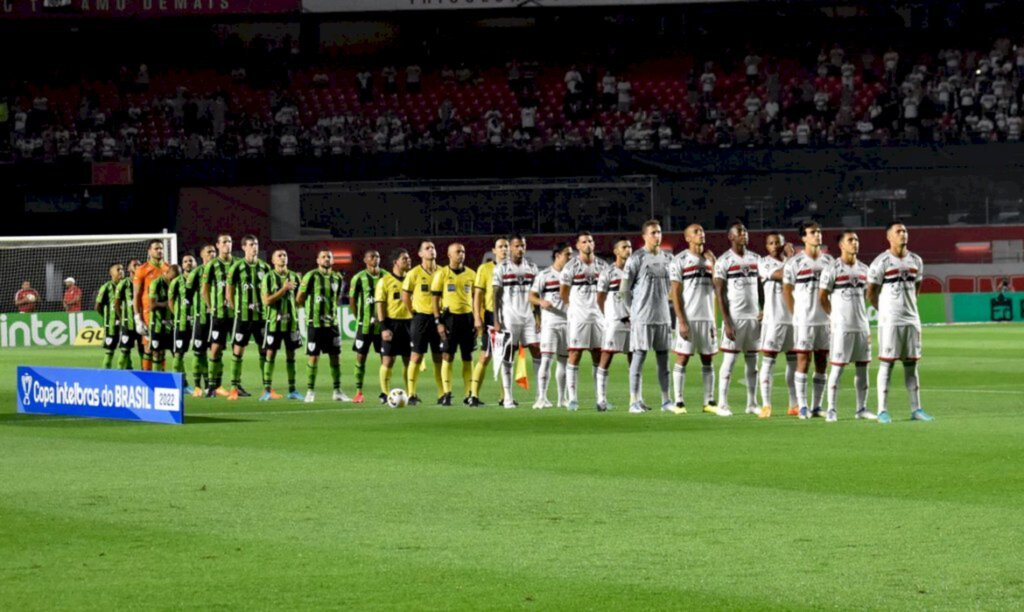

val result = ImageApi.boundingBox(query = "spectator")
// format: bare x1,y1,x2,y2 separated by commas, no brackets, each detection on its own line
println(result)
616,77,632,113
63,278,81,312
356,70,373,104
381,65,398,95
601,71,617,109
15,281,40,313
564,65,583,95
744,52,761,85
406,63,422,94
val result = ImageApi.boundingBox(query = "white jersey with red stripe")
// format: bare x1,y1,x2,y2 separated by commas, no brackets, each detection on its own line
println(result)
820,258,870,333
759,254,791,325
560,256,608,323
669,249,715,322
713,248,761,320
493,258,539,325
597,264,629,325
531,266,567,329
867,250,924,327
783,251,834,327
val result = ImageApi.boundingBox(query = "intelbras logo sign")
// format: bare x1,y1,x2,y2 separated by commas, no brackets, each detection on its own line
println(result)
0,312,102,348
17,366,183,424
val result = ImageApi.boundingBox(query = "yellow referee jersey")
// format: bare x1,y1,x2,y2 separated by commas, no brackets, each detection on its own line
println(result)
375,272,411,320
431,266,476,315
402,264,437,315
474,260,497,313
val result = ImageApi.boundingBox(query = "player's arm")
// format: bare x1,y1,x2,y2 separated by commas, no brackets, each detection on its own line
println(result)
349,274,363,321
225,262,238,310
132,271,144,318
819,287,833,316
430,271,446,338
168,282,177,317
492,284,504,330
295,271,311,307
400,271,415,315
670,280,689,338
714,277,735,340
201,265,213,307
782,263,796,314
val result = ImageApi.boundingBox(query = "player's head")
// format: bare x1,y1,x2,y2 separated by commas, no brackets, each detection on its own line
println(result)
21,280,31,290
684,223,705,250
492,237,510,263
127,259,142,274
271,249,288,269
799,221,822,249
181,255,196,274
447,243,466,268
886,222,908,249
240,234,259,259
147,239,165,262
727,221,748,249
837,230,859,258
418,240,436,263
216,233,233,258
765,232,785,257
317,250,334,271
199,243,216,264
508,233,526,262
390,248,411,273
641,220,662,249
363,250,380,271
576,230,594,257
551,241,572,268
165,264,180,281
613,237,633,263
109,263,124,282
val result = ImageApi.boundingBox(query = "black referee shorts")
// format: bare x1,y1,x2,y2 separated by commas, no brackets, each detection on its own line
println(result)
480,311,494,353
441,312,475,361
410,313,442,356
381,319,412,359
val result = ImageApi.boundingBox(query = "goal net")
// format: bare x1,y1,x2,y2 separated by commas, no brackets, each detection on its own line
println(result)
295,176,658,239
0,233,178,313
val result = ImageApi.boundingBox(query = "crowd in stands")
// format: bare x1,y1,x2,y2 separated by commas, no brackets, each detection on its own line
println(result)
8,35,1024,161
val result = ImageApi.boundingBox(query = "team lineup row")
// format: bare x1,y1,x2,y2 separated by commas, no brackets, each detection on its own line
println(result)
93,220,932,423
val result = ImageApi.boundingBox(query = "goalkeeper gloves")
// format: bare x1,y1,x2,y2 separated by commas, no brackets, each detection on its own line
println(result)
134,314,148,336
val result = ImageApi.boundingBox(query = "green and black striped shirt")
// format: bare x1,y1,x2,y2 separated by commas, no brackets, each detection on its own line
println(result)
168,274,192,332
187,264,208,327
95,280,119,335
202,256,236,320
115,277,135,325
349,269,383,335
261,269,302,333
299,269,343,329
148,276,171,335
229,257,272,323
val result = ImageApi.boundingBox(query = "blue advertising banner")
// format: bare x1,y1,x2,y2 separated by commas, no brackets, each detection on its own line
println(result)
17,366,184,425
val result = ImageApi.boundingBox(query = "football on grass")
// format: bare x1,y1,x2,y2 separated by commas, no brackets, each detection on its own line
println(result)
387,388,409,408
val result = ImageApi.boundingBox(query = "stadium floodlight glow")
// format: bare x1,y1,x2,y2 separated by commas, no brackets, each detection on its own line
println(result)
0,231,178,311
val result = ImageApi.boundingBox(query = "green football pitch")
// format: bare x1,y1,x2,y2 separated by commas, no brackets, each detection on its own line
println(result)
2,325,1023,609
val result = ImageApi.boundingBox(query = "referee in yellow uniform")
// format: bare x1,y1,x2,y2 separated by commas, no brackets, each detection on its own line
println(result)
432,243,476,406
402,240,443,405
469,236,509,406
375,248,413,404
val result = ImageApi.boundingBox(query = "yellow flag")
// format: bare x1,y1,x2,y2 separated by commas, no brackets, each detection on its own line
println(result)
515,346,529,390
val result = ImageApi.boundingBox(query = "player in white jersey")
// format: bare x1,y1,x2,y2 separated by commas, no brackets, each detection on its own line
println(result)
560,231,609,410
820,230,875,422
669,224,718,414
783,221,834,419
621,220,674,414
757,232,799,418
530,242,572,409
493,234,541,408
595,237,633,411
867,222,933,423
713,222,762,417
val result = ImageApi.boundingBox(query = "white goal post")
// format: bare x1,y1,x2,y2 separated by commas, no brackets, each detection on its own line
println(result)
0,232,178,313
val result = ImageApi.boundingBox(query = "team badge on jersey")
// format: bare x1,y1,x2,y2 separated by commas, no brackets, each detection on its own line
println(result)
235,333,244,342
212,331,220,340
175,339,184,349
307,341,316,352
267,334,274,344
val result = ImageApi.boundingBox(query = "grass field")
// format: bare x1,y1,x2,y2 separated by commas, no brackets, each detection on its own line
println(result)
2,324,1023,609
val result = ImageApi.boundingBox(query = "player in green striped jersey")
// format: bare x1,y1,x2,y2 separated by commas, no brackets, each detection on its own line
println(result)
147,265,179,372
259,248,303,401
114,259,143,369
297,250,348,402
202,234,236,397
188,244,216,396
95,262,125,369
349,249,384,403
168,254,196,391
226,235,273,400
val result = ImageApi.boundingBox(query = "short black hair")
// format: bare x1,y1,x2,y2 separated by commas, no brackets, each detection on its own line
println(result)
551,241,571,259
576,230,593,240
885,221,905,232
389,248,409,266
837,229,858,244
613,236,631,248
507,233,526,244
798,220,820,237
148,239,163,249
240,234,258,246
728,219,746,233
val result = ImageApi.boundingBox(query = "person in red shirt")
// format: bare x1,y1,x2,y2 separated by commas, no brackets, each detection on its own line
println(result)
63,277,82,312
15,281,40,313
